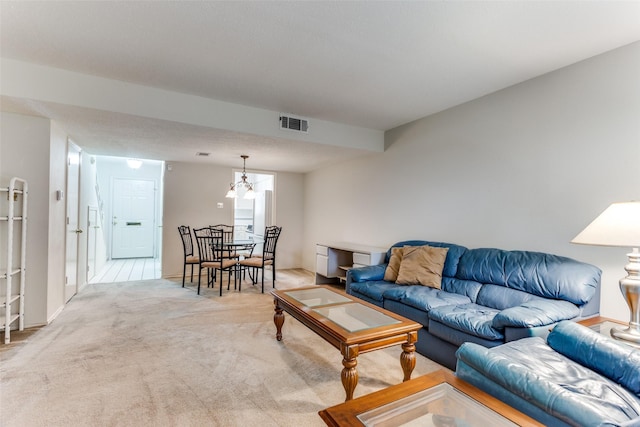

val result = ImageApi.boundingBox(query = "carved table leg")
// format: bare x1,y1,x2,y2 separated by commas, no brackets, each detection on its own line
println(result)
273,299,284,341
401,341,416,382
341,345,359,401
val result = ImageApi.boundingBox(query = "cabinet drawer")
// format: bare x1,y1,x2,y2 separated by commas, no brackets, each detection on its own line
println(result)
316,245,328,256
353,252,372,265
316,254,329,276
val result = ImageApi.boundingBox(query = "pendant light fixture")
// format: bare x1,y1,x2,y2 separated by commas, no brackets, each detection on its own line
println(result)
225,155,256,199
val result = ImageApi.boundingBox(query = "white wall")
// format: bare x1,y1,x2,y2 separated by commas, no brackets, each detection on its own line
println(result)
47,123,68,320
303,42,640,321
162,162,304,278
0,112,68,326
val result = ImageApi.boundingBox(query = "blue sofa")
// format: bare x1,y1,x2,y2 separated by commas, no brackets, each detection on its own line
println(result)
456,321,640,427
346,240,601,369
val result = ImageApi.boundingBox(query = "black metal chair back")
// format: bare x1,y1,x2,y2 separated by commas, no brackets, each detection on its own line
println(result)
262,226,282,262
178,225,195,258
210,224,234,243
178,225,200,287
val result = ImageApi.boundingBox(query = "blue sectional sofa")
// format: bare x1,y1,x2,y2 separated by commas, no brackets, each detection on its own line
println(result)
455,320,640,427
345,240,601,369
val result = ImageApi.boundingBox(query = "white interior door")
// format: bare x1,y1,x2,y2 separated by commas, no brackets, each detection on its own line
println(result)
65,142,81,302
111,178,155,259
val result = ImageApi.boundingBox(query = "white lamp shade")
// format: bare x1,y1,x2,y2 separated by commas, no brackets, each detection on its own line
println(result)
571,201,640,247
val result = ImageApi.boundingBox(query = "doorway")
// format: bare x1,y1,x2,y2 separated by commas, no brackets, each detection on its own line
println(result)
89,156,163,283
233,172,275,240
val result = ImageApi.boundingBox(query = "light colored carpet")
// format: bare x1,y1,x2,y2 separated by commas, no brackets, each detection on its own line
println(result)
0,269,444,426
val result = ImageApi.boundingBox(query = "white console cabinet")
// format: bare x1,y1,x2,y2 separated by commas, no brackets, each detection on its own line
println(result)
315,242,387,284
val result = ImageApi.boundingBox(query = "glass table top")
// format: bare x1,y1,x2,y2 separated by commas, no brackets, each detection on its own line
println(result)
284,287,401,332
587,320,640,349
285,287,352,307
357,383,518,427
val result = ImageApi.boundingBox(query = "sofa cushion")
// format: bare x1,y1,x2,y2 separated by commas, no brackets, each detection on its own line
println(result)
456,248,601,306
348,280,404,303
383,247,404,282
548,321,640,395
387,240,466,278
476,284,540,310
440,277,483,303
429,303,504,340
493,299,580,329
396,245,448,288
456,338,640,426
382,285,471,313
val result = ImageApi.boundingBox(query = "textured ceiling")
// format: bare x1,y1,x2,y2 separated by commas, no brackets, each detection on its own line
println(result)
1,1,639,171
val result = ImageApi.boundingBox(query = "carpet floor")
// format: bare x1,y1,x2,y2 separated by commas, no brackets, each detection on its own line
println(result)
0,269,444,426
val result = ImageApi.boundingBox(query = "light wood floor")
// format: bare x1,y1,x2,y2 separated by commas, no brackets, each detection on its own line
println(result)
89,257,161,283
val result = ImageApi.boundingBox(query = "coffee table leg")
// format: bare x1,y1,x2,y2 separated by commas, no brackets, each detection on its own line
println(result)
341,346,359,401
401,341,416,382
274,299,284,341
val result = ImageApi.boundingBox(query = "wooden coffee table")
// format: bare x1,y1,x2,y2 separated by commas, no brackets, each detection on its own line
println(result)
319,370,544,426
271,286,422,401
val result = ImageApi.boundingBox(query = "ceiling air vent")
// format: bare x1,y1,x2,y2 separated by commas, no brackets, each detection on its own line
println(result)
280,114,309,133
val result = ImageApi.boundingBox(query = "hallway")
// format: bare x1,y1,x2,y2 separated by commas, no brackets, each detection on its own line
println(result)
90,258,161,283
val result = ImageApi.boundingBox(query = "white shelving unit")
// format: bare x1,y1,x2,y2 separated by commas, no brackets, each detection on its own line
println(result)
315,242,387,284
1,177,28,344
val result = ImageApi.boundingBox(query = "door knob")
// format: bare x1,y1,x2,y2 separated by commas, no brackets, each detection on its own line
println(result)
75,229,83,234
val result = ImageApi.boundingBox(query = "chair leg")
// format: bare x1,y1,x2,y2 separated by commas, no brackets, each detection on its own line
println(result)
182,263,187,287
190,264,194,282
272,263,276,289
197,266,201,295
261,266,265,293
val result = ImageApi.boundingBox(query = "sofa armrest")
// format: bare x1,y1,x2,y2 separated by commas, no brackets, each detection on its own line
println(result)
346,264,387,294
492,299,579,329
349,264,387,282
548,321,640,394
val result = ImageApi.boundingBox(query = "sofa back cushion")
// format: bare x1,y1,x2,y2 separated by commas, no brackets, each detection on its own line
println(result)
548,320,640,395
476,284,541,310
456,248,601,305
441,277,483,303
388,241,466,278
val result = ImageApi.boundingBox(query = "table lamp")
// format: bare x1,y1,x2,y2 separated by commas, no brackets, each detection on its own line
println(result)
571,201,640,344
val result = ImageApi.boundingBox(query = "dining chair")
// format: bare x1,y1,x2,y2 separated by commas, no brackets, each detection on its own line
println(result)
178,225,199,287
210,224,240,259
239,225,282,293
194,227,237,296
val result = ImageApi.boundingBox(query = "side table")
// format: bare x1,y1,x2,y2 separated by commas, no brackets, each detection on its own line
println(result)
578,316,640,349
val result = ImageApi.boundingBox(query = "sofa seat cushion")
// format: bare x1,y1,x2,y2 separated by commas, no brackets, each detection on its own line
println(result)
382,285,471,313
429,303,504,340
456,338,640,427
348,280,404,303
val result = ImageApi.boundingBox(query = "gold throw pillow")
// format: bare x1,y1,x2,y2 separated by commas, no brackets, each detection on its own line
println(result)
396,245,449,289
383,247,404,282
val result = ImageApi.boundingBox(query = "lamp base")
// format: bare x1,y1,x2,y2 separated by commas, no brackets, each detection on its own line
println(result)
611,247,640,347
611,326,640,347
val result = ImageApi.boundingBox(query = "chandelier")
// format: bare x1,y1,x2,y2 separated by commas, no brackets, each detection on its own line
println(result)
225,155,256,199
